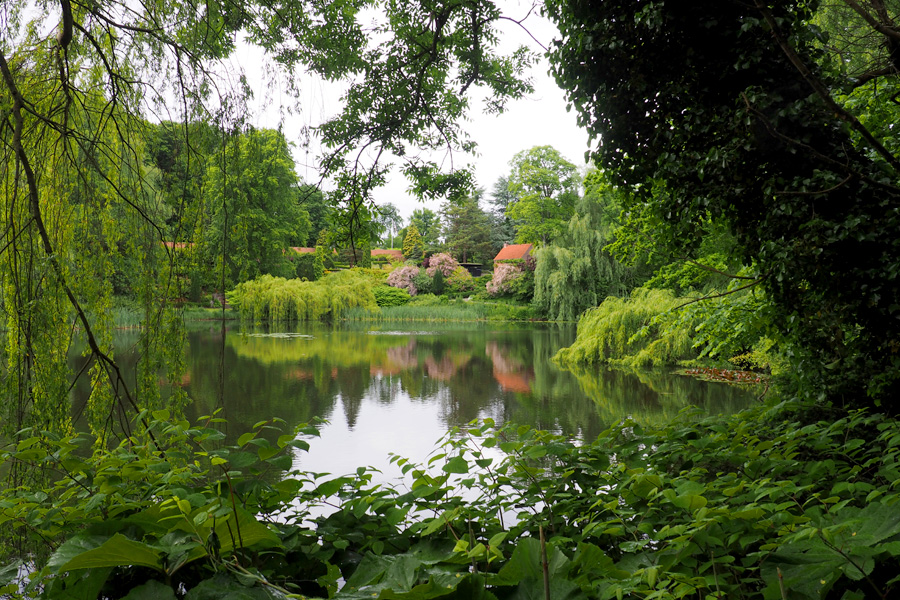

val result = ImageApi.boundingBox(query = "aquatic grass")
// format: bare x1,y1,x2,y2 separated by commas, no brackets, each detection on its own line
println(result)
345,299,537,322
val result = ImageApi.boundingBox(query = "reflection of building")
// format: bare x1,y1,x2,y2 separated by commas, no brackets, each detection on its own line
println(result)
485,341,533,393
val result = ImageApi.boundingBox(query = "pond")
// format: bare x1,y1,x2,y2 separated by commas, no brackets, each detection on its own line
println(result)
72,322,757,476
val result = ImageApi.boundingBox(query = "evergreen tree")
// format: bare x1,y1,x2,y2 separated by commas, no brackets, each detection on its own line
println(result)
402,224,424,262
441,194,494,264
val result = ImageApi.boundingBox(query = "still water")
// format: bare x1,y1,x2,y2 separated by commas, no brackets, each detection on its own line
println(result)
73,322,756,475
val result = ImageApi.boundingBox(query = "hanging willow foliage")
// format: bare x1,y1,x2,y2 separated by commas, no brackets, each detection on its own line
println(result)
230,272,379,325
554,288,697,368
0,30,193,448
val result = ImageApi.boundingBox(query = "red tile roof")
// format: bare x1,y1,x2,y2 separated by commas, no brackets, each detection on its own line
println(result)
289,247,316,254
371,248,403,261
493,243,532,262
162,241,194,249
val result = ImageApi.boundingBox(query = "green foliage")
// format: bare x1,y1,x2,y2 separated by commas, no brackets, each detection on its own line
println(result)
506,146,581,246
7,403,900,599
409,208,442,253
373,285,412,307
554,288,694,368
441,194,494,264
413,271,434,296
445,266,476,297
534,178,638,321
345,297,536,322
229,271,378,324
545,0,900,409
290,252,317,281
431,269,445,295
313,246,326,280
204,128,311,287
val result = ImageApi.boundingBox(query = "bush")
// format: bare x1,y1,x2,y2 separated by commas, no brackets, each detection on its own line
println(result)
446,266,475,296
413,271,433,295
425,252,458,278
386,265,420,295
432,269,445,295
229,271,378,323
373,285,411,307
291,252,317,280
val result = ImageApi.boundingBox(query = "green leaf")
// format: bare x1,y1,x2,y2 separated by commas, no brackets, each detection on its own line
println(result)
443,456,469,474
59,534,163,572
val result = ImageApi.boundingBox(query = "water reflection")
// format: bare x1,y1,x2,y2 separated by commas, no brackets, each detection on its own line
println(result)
71,323,757,469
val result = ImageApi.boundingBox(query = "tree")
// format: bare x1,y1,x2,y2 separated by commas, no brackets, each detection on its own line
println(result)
441,193,494,264
204,128,311,285
488,176,517,252
506,146,581,246
533,171,636,321
410,208,442,252
545,0,900,409
403,224,424,262
299,184,332,247
374,203,403,248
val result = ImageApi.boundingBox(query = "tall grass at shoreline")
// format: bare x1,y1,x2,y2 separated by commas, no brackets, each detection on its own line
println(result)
345,299,537,322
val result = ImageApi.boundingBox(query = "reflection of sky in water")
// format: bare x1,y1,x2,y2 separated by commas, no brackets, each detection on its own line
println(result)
294,387,450,482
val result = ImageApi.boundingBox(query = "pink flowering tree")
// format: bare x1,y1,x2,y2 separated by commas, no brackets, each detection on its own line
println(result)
486,262,524,297
426,252,458,278
387,265,420,296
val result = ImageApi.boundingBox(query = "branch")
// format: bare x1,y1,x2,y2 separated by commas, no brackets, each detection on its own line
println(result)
840,0,900,42
672,277,766,312
755,0,900,173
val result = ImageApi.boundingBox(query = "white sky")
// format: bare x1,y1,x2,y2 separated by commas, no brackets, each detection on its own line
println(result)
233,1,590,223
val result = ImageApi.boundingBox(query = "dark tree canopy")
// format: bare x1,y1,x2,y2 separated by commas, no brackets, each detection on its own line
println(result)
545,0,900,409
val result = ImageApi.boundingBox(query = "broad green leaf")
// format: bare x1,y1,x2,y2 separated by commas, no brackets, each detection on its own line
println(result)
443,456,469,474
60,534,163,572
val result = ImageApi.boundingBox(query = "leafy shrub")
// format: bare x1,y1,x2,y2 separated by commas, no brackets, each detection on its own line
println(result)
446,266,476,296
432,269,445,295
413,271,433,295
291,252,317,280
373,285,411,307
386,265,420,295
8,402,900,599
554,287,694,368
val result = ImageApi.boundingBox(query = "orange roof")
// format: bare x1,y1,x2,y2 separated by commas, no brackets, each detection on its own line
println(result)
289,247,316,254
162,241,194,249
493,243,532,261
371,248,403,260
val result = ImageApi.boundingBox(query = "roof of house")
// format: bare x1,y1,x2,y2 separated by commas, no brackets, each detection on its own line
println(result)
289,247,316,254
493,243,533,262
162,241,194,249
371,248,404,261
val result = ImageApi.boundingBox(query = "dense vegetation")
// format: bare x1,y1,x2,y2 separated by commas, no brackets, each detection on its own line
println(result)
1,0,899,597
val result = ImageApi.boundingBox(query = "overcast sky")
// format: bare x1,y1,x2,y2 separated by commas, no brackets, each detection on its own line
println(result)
233,1,590,223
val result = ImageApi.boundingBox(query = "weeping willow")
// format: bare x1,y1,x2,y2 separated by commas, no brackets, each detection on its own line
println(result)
532,187,635,322
230,272,379,325
0,13,208,447
553,288,697,368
